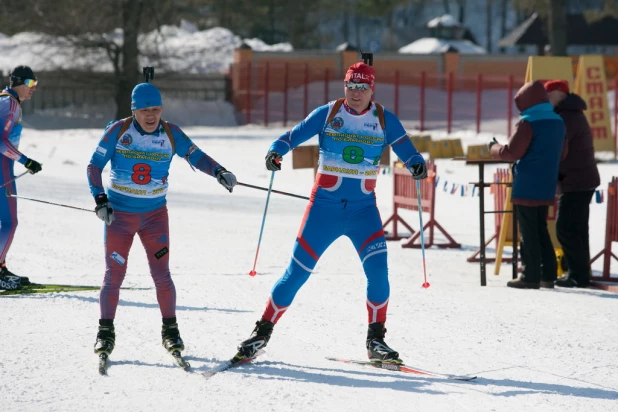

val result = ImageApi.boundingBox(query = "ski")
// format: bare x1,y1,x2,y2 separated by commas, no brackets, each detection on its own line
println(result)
202,350,265,379
170,350,191,371
22,283,149,290
2,284,151,295
98,353,109,376
326,357,477,381
1,286,101,295
22,283,101,290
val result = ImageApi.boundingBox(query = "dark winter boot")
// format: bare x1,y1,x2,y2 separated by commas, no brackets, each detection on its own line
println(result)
161,317,185,354
234,318,274,361
1,262,30,286
0,273,21,290
506,276,540,289
94,320,115,355
555,276,590,288
366,322,402,363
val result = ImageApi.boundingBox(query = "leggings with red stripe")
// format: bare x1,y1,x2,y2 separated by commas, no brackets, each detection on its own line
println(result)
0,156,18,264
99,205,176,319
262,194,390,324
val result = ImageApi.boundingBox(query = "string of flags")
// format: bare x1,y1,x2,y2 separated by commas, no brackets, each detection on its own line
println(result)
378,166,606,203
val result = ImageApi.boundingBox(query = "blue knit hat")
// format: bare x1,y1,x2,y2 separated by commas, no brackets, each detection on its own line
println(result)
131,83,162,110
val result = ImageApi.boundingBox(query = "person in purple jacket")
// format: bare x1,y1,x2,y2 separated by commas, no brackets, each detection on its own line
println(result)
0,65,42,291
87,82,237,364
545,80,601,288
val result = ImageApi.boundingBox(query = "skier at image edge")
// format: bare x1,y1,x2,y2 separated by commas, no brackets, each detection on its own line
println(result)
235,62,428,364
0,65,43,291
86,81,237,366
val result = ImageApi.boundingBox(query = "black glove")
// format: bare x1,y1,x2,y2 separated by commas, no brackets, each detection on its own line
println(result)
410,162,428,180
488,137,499,150
25,158,42,174
265,151,282,171
94,193,115,226
215,167,237,193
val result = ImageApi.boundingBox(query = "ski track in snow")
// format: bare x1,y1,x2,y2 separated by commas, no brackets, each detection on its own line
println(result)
1,125,618,412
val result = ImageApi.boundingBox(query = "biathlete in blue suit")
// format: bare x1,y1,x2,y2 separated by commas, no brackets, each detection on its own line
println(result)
0,66,42,291
234,62,428,363
87,82,237,362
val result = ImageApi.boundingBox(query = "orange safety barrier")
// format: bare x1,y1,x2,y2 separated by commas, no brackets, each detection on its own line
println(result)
467,168,517,263
382,160,460,249
590,177,618,284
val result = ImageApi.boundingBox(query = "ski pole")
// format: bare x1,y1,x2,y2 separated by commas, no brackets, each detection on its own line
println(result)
248,170,277,277
237,181,309,201
0,171,30,189
416,180,430,289
6,193,93,213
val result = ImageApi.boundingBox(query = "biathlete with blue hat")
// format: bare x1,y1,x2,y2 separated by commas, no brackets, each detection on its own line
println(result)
233,62,428,364
87,82,237,368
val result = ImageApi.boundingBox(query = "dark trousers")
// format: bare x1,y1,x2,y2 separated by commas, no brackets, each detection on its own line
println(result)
556,191,594,282
517,205,557,282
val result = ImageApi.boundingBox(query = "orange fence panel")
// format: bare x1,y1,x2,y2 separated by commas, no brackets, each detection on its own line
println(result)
382,160,460,249
590,177,618,284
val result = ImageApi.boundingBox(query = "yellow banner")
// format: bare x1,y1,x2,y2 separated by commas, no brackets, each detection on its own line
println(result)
574,55,615,153
524,56,574,90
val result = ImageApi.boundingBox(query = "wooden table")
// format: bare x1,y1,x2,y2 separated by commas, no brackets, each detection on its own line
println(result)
452,157,518,286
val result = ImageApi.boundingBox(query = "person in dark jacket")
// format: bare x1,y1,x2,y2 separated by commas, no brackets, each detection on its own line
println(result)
545,80,601,288
489,80,566,289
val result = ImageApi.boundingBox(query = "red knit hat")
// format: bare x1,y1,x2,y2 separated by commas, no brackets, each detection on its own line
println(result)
544,80,569,94
344,62,376,90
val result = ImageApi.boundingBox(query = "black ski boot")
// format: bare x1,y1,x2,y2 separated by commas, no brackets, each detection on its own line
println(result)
0,273,21,290
94,320,115,355
161,317,185,354
234,318,274,361
366,322,402,364
1,262,30,286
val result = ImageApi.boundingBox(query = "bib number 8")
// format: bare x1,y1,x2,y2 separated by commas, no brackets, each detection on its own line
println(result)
342,146,364,164
131,163,152,185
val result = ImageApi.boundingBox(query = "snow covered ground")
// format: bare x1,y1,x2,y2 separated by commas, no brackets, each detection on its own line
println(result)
1,123,618,412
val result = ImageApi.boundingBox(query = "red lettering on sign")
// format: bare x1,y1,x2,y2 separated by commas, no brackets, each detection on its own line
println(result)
591,126,608,139
589,96,604,109
591,111,605,123
586,67,601,80
586,82,604,94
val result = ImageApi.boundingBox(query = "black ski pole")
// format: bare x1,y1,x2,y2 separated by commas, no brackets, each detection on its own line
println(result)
6,192,93,213
237,181,309,201
0,171,29,189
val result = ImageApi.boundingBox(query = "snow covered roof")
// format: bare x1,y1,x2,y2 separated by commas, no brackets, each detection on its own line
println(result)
426,14,461,28
399,38,486,54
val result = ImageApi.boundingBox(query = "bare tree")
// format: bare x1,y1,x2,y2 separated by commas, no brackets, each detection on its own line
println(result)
499,0,508,52
442,0,451,14
117,1,143,118
456,0,467,23
548,0,567,55
486,0,493,52
0,0,172,118
356,0,406,51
